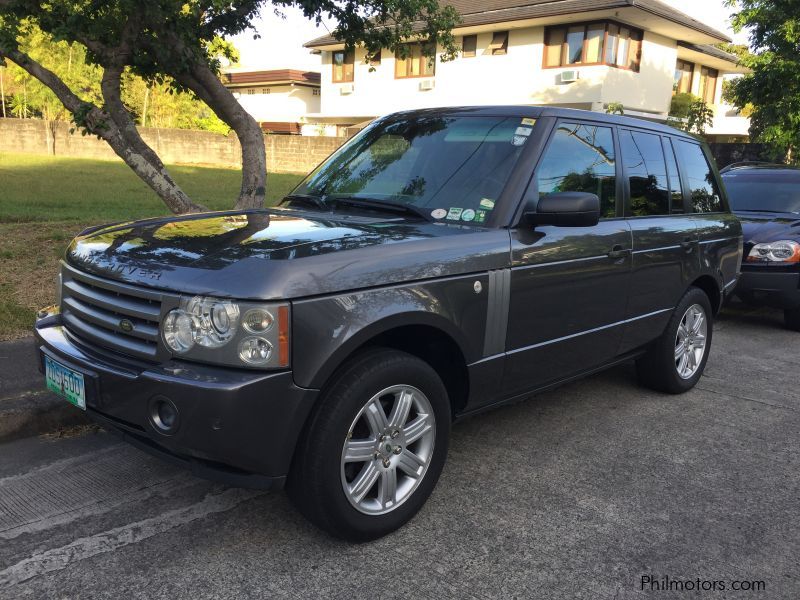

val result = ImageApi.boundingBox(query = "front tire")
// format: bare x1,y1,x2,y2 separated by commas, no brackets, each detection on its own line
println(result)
636,287,713,394
287,348,450,542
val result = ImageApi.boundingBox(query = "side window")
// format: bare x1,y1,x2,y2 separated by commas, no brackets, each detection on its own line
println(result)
675,140,722,213
663,137,685,213
620,130,669,216
536,122,617,219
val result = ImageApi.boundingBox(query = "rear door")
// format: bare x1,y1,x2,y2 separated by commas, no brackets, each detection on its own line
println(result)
503,119,632,397
617,129,700,353
673,139,742,297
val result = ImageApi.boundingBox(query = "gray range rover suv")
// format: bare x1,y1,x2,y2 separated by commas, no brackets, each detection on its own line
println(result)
35,107,742,540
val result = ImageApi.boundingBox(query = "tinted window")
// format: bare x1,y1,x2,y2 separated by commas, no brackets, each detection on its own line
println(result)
724,170,800,213
536,122,617,218
295,115,532,221
663,138,684,212
676,141,722,213
621,130,669,216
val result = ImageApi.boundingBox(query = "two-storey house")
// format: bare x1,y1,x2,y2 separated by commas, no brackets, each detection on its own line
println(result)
303,0,746,139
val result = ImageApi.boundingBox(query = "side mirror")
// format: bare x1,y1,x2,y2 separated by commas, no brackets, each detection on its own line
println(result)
524,192,601,227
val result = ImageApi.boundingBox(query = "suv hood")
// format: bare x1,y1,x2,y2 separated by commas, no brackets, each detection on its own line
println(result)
65,209,509,299
735,210,800,244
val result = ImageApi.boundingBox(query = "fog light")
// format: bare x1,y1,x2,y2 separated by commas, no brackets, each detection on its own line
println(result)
238,336,272,365
149,396,180,435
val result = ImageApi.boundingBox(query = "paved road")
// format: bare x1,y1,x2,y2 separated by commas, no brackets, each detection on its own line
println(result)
0,304,798,599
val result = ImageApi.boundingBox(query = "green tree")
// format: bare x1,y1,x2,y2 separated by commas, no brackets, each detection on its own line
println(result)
668,93,714,135
0,1,460,214
724,0,800,163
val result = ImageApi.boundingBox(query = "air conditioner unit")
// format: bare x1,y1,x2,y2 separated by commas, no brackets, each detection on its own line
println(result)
339,84,354,95
559,70,579,83
418,79,435,91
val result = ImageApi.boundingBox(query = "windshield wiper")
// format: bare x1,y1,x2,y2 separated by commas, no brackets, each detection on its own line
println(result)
327,195,430,221
279,194,330,211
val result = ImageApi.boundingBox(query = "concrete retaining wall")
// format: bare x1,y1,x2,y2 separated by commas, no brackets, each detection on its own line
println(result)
0,118,345,173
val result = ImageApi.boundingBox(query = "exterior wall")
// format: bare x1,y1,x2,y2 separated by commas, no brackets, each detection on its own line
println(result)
318,25,681,120
233,84,320,123
0,118,342,174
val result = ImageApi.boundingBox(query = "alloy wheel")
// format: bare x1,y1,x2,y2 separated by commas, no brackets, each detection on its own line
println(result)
674,303,708,379
340,385,436,515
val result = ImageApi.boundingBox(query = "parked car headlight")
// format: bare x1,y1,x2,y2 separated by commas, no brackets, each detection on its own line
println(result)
747,241,800,263
162,296,290,369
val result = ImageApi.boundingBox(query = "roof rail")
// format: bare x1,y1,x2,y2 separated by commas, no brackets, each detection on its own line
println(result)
719,161,789,174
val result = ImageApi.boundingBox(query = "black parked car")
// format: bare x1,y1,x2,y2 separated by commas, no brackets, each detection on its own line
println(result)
722,163,800,329
35,107,742,541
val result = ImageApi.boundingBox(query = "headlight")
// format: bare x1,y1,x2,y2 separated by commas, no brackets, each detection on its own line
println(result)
747,240,800,263
161,296,290,369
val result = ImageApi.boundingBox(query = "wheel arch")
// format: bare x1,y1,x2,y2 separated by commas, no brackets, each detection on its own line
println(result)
690,274,723,316
305,313,471,418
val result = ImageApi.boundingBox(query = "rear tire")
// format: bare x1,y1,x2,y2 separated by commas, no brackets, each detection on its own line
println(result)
636,287,713,394
784,307,800,331
287,348,450,542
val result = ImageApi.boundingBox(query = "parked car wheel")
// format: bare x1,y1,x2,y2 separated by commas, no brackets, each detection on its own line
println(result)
287,348,450,542
636,287,713,394
784,307,800,331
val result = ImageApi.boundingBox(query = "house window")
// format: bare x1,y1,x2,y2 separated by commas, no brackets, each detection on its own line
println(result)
312,88,320,96
674,59,694,94
544,21,642,71
247,89,255,95
462,35,477,58
368,50,382,66
262,88,271,94
332,49,355,83
699,66,719,104
487,31,508,55
395,43,436,78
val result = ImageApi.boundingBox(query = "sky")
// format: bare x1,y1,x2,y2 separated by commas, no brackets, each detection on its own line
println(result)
229,0,749,72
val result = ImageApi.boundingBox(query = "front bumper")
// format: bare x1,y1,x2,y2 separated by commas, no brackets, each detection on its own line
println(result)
734,268,800,309
34,314,319,489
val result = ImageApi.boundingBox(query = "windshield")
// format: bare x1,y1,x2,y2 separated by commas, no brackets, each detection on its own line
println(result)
292,114,536,224
724,170,800,213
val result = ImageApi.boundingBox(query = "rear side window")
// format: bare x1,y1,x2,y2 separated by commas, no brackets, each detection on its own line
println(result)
675,141,723,213
621,130,670,216
536,122,617,218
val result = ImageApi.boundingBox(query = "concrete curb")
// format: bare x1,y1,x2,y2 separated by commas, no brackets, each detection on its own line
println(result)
0,336,91,443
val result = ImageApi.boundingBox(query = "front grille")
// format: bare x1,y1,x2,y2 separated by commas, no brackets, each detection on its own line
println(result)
60,263,172,361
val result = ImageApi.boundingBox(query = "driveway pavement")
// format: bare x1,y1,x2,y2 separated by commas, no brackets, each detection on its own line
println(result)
0,303,797,599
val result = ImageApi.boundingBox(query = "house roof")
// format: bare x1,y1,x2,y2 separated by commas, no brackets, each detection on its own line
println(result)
677,41,738,64
304,0,732,48
221,69,320,88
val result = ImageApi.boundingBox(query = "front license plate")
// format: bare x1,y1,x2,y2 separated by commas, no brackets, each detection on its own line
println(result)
44,355,87,410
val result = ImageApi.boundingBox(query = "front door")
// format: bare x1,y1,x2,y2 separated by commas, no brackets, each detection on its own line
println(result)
504,120,632,397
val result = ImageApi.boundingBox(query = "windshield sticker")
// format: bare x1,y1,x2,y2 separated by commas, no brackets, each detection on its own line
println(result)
447,207,464,220
512,135,528,147
431,208,447,220
515,126,532,137
479,198,495,210
461,209,476,222
474,210,487,224
521,118,536,126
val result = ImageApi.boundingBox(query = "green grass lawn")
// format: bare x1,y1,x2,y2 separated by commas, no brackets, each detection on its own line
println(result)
0,152,305,339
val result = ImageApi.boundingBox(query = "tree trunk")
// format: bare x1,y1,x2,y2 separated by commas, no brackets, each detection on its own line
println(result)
100,66,203,213
0,66,5,119
175,62,267,210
